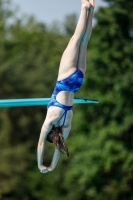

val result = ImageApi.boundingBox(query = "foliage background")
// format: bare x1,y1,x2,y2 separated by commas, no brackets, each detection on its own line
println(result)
0,0,133,199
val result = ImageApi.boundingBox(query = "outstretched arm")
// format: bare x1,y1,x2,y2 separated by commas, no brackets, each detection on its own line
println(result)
48,148,61,171
37,122,52,173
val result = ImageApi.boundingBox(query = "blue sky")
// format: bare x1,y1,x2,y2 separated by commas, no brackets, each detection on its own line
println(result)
12,0,107,25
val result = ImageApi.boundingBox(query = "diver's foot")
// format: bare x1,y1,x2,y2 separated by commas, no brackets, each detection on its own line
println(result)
81,0,94,9
89,0,95,8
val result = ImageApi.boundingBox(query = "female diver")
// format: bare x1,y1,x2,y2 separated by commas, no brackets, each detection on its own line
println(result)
37,0,94,173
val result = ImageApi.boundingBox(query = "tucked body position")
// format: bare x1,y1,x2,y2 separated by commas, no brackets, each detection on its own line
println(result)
37,0,94,173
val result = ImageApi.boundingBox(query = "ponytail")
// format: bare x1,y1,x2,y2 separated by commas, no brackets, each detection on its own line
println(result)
46,126,69,158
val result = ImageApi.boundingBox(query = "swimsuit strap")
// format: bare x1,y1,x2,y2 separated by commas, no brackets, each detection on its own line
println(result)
55,110,67,127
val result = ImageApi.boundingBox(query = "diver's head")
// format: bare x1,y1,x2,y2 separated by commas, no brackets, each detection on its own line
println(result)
46,126,69,158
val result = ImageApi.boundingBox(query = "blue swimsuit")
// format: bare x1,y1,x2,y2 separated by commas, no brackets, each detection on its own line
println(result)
47,68,84,126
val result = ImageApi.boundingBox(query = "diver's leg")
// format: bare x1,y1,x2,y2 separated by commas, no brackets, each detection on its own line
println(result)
58,1,91,80
77,2,94,75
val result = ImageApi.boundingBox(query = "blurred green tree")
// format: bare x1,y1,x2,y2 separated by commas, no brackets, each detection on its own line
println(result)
0,0,68,199
63,14,77,36
62,0,133,199
0,0,133,199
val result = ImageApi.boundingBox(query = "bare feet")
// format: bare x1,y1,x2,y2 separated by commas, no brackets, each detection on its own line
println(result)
81,0,94,9
89,0,95,8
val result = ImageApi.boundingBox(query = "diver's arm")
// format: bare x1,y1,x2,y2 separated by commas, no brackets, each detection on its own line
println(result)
48,148,61,171
62,125,71,139
37,122,52,173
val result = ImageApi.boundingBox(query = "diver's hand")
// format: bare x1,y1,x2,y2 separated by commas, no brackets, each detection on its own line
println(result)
39,165,49,174
46,166,53,172
39,165,53,173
